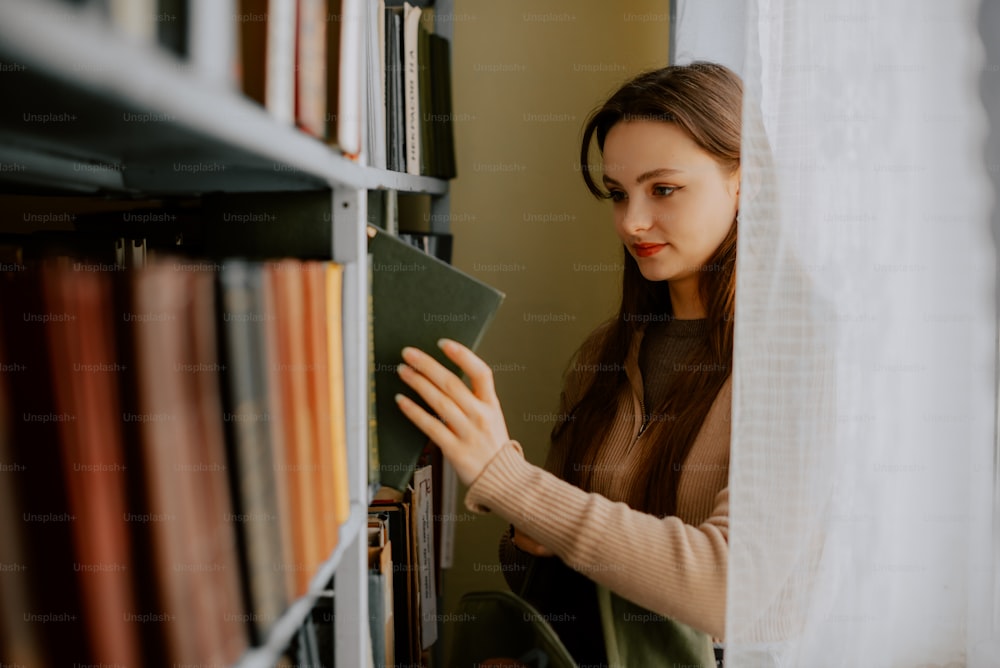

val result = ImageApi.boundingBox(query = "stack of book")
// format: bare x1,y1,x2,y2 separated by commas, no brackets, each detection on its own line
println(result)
71,0,457,173
0,256,350,666
238,0,366,156
367,462,437,668
60,0,379,160
382,1,457,177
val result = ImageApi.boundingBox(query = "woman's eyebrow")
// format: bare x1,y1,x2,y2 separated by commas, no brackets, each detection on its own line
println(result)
602,167,685,187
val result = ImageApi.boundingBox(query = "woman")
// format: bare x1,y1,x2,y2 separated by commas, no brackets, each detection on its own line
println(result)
396,61,741,666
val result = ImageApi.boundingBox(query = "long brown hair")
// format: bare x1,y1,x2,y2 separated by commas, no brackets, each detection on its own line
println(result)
555,62,742,518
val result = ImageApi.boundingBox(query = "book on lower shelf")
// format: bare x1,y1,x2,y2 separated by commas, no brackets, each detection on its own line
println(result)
0,253,353,665
369,466,437,666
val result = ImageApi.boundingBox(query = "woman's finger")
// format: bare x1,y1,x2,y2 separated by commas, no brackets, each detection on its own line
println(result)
437,339,498,401
394,392,458,452
397,363,471,437
400,345,478,410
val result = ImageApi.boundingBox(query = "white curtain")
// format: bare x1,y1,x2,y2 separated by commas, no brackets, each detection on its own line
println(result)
725,0,1000,666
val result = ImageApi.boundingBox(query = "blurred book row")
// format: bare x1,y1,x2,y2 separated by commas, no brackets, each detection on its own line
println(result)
0,257,350,665
54,0,455,177
0,191,502,667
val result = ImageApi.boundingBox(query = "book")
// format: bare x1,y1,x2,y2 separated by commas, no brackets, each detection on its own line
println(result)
398,231,453,263
41,261,142,667
412,465,437,649
259,257,298,603
429,33,457,179
267,259,324,596
324,0,343,148
239,0,270,107
0,355,44,667
365,0,388,168
157,0,188,57
129,261,248,665
218,260,289,642
368,499,416,665
297,0,328,137
266,0,298,125
384,6,405,172
366,252,381,494
367,515,395,668
310,590,336,668
439,460,457,570
303,261,338,558
335,0,365,156
325,263,351,527
108,0,157,43
0,266,92,665
417,19,433,177
189,0,238,87
402,2,422,175
368,226,505,490
185,265,249,665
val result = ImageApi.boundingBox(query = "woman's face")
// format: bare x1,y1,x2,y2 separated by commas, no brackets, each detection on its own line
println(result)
602,120,739,285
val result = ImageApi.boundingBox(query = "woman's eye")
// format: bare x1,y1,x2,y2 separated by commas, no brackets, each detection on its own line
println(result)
653,185,676,196
608,190,626,202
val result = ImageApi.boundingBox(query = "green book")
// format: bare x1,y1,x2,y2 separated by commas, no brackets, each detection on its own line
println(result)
417,21,433,176
368,227,505,490
429,34,456,180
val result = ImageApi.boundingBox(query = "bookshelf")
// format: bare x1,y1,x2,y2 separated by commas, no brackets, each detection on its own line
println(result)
0,0,454,666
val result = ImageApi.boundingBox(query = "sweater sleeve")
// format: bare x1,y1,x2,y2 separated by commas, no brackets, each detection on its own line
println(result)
466,441,729,640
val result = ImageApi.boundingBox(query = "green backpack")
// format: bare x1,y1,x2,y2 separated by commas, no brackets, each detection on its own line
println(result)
448,590,578,668
448,582,716,667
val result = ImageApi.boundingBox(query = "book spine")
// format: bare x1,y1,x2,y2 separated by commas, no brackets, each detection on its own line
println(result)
416,21,432,177
296,0,328,137
108,0,157,43
336,0,365,156
402,2,421,175
326,263,351,526
267,0,298,125
189,0,238,87
367,253,381,491
219,261,288,641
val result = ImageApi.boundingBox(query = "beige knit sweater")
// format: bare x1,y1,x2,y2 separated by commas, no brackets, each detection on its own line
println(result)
465,321,732,640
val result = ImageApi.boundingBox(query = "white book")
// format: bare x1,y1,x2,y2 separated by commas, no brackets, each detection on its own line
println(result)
402,2,422,175
265,0,297,125
337,0,366,156
373,0,388,168
364,0,387,168
108,0,157,43
189,0,238,88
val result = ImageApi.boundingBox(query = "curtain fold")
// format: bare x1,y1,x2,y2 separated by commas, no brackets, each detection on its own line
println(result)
725,0,999,665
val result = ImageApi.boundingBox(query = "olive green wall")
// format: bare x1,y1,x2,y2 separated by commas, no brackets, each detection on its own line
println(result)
437,1,670,659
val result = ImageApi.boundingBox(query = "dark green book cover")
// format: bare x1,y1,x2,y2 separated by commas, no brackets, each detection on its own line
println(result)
368,227,504,491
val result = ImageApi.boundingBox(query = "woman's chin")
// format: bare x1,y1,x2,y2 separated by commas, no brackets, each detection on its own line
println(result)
637,266,676,283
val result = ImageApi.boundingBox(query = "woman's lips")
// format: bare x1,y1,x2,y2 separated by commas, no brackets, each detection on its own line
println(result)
633,243,667,258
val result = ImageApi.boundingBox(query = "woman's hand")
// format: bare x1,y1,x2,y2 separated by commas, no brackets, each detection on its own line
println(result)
395,339,510,486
